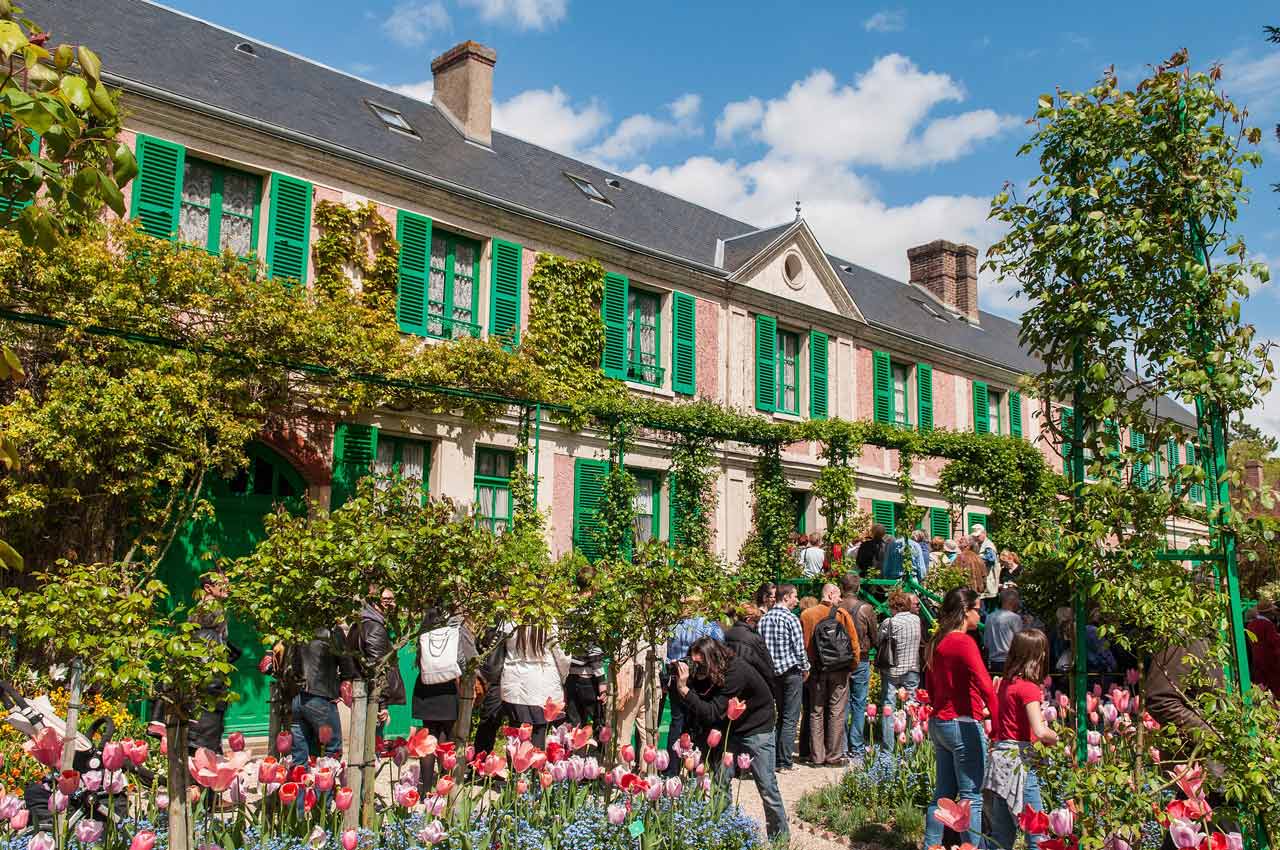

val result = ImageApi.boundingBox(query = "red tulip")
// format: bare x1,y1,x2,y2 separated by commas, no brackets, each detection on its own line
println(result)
334,787,354,811
303,788,317,812
933,798,972,832
407,728,438,759
228,732,246,753
57,771,80,795
1019,806,1050,836
546,742,566,764
318,725,333,746
258,654,274,674
726,698,746,721
542,697,565,724
279,782,299,804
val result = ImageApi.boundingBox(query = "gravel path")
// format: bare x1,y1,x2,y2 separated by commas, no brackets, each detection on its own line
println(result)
732,761,854,849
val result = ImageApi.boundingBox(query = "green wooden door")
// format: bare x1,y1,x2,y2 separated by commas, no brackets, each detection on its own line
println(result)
160,444,307,735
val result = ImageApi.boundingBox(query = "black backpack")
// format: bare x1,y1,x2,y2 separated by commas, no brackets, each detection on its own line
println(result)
874,617,897,672
812,606,855,673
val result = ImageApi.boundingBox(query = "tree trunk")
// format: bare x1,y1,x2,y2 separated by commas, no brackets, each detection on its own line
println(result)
58,658,83,772
358,678,381,828
643,646,658,752
344,679,367,831
165,713,191,850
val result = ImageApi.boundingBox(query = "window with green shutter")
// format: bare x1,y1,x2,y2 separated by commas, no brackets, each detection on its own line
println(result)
427,230,480,339
988,388,1004,435
972,381,990,434
916,363,933,432
633,470,662,543
775,329,799,414
1009,391,1023,438
474,447,514,534
330,423,378,510
178,158,261,257
871,499,895,534
132,135,185,240
265,173,312,285
601,273,629,379
396,210,431,335
809,331,829,420
1186,443,1203,502
891,363,910,427
966,513,990,535
671,291,696,396
373,434,431,505
1060,407,1075,475
1130,432,1149,488
791,490,808,534
754,315,777,413
626,288,663,386
1166,437,1181,496
573,458,609,560
929,506,951,540
872,351,893,424
488,239,522,348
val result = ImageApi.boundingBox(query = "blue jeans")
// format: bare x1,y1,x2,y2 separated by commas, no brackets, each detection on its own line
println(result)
663,694,687,777
987,760,1044,850
719,729,788,840
924,718,986,848
879,670,920,753
773,669,804,769
845,661,871,758
290,693,342,764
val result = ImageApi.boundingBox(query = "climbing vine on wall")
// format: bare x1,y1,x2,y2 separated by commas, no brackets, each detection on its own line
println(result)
595,421,639,561
812,426,864,550
509,407,542,534
311,200,399,308
738,441,794,588
667,430,720,554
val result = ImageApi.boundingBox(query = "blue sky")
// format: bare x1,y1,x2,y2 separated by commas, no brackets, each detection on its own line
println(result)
160,0,1280,436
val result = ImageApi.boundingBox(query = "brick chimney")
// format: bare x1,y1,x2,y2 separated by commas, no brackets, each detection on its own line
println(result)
908,240,980,322
1245,459,1265,492
431,41,497,147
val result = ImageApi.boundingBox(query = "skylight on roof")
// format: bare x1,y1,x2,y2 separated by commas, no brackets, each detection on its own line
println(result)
566,173,611,205
367,101,417,136
234,41,257,57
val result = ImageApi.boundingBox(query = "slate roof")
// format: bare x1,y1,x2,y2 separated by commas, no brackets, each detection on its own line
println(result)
27,0,1197,427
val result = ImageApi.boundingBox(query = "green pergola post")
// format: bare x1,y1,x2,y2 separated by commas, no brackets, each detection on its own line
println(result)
1070,345,1089,765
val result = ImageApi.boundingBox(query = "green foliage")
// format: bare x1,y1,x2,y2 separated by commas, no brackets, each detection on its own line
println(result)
311,199,399,308
0,6,136,248
813,425,864,549
668,430,719,553
737,442,792,588
923,556,972,597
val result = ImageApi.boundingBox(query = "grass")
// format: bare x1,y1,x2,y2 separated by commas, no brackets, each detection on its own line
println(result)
794,769,925,850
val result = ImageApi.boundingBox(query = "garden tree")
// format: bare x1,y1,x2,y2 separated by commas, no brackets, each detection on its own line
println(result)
986,52,1278,836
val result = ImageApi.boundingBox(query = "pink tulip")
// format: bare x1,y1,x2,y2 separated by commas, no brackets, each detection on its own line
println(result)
1048,808,1074,837
664,777,682,798
645,780,662,801
130,832,157,850
641,745,657,765
29,834,54,850
276,732,293,755
607,803,627,825
620,744,635,764
1104,835,1131,850
654,751,670,772
189,748,249,792
23,728,63,769
228,732,246,753
598,727,612,744
721,752,733,768
911,726,924,745
334,786,354,811
407,728,437,759
736,753,752,771
726,698,746,721
515,779,529,796
314,768,334,792
155,793,169,811
341,830,358,850
1169,820,1205,849
1043,706,1058,724
1087,745,1102,764
122,739,149,767
9,810,29,831
1226,834,1244,850
866,705,878,718
893,711,907,735
0,795,19,820
75,820,105,845
706,729,722,748
416,820,447,846
542,697,565,724
102,742,126,771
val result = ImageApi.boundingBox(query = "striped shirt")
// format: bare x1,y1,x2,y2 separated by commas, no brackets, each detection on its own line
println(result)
758,605,810,676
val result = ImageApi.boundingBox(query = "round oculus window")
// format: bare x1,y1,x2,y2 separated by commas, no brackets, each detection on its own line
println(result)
783,253,803,289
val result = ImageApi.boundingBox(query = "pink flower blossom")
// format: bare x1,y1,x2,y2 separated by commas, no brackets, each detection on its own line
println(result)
736,753,752,771
607,803,627,825
29,833,54,850
74,820,104,845
130,832,157,850
102,742,126,771
341,830,358,850
706,729,722,748
1169,819,1206,849
1048,808,1074,837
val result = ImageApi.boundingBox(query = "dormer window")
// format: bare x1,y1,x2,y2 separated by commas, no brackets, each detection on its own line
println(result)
367,101,418,136
566,173,611,205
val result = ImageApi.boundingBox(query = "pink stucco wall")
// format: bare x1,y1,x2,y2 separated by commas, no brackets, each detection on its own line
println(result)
552,452,574,557
696,297,720,402
854,347,873,421
115,130,138,221
933,368,957,430
862,445,885,471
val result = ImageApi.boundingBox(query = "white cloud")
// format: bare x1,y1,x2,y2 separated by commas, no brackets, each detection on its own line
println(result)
750,57,1017,169
459,0,567,30
864,9,906,33
390,79,435,102
715,97,763,145
382,1,450,48
589,94,702,162
1223,49,1280,109
492,86,609,157
1243,340,1280,443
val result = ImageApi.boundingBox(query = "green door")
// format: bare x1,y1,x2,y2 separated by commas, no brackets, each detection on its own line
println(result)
160,444,307,735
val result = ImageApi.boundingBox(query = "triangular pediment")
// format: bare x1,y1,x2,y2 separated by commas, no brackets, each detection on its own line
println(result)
721,219,866,323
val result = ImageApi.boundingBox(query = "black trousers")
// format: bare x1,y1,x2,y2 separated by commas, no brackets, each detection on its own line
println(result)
565,674,602,729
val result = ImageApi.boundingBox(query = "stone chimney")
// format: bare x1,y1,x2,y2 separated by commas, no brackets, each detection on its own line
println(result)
1245,459,1265,492
431,41,497,147
907,240,980,322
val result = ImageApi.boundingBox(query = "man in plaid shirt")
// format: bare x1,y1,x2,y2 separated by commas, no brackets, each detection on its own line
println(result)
757,584,809,770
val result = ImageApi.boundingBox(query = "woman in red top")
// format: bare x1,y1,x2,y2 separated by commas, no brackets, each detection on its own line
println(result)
923,587,995,849
983,629,1059,850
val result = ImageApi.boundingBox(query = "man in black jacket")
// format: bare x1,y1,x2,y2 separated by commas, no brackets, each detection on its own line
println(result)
349,587,406,736
290,626,351,764
674,636,787,841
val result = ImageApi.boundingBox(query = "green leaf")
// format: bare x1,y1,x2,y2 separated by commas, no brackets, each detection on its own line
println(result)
58,75,90,110
111,141,136,188
0,539,23,571
2,346,22,381
0,20,26,60
96,168,124,216
75,45,101,84
88,82,114,118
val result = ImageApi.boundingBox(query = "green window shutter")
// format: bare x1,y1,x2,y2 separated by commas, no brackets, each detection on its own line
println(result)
1186,443,1203,502
1130,432,1148,487
331,423,378,510
671,291,697,396
573,458,609,561
0,122,40,219
929,506,951,540
872,351,892,424
265,173,312,284
972,381,990,434
916,363,934,432
967,513,990,535
1061,407,1075,475
489,238,522,348
131,135,185,239
809,330,829,420
396,210,432,335
1009,390,1023,438
601,272,629,379
754,315,777,413
1166,437,1180,496
871,499,895,533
